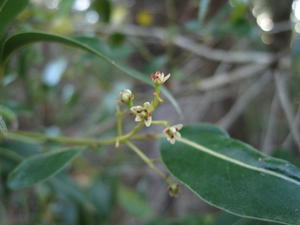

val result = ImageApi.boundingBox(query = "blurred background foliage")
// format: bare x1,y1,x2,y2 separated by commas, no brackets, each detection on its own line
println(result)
1,0,300,224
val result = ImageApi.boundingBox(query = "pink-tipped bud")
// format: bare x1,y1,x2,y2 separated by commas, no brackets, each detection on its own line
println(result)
150,71,171,85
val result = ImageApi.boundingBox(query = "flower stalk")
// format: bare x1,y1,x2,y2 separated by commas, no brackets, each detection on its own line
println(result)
2,70,182,197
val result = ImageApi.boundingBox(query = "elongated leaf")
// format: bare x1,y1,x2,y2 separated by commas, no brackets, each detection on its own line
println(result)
160,124,300,225
0,0,29,35
8,148,82,189
198,0,211,23
0,32,182,116
0,138,42,157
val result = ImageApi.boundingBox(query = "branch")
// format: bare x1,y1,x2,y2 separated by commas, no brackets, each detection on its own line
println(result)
217,71,271,129
195,64,267,92
275,72,300,151
261,93,279,154
96,24,274,64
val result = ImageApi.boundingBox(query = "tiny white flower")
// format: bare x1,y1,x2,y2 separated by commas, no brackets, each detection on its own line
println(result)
163,124,183,144
130,102,153,127
120,89,134,104
150,71,171,85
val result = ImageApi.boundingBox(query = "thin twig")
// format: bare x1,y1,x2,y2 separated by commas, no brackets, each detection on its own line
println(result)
275,72,300,151
261,93,279,154
195,64,267,92
217,71,271,129
283,104,300,147
126,141,174,185
96,25,274,64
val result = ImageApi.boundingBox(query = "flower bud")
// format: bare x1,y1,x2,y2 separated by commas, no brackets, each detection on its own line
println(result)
150,71,170,85
120,89,134,105
168,183,179,197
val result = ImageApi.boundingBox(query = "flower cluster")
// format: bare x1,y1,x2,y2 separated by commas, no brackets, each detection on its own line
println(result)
118,71,183,144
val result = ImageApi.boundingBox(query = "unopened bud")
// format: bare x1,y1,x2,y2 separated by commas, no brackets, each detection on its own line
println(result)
168,183,179,197
120,89,134,105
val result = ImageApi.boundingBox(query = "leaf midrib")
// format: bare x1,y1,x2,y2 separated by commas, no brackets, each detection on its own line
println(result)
179,137,300,186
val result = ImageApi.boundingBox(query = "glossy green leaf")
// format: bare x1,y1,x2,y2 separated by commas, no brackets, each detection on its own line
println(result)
198,0,211,23
160,124,300,225
7,148,82,189
0,32,182,116
0,0,29,35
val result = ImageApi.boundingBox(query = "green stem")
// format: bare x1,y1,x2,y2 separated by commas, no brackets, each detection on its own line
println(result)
6,130,114,146
120,122,144,141
126,141,174,185
4,122,147,147
152,85,162,109
115,104,123,147
151,120,169,127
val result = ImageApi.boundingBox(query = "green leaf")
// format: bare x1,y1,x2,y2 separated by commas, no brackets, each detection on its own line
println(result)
0,138,42,157
0,32,182,116
0,0,29,35
7,148,82,189
198,0,211,23
160,124,300,225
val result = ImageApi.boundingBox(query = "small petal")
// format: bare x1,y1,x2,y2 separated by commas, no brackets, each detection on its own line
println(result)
169,138,176,144
143,102,152,110
174,132,181,139
135,116,142,122
174,124,183,130
144,116,152,127
162,73,171,83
